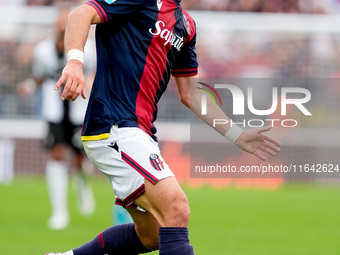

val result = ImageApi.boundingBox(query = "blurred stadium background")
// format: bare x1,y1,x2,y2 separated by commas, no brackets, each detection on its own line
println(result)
1,0,340,254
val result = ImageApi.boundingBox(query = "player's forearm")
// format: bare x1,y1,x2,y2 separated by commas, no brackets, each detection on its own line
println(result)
64,5,97,54
55,4,100,101
190,85,233,136
176,76,233,137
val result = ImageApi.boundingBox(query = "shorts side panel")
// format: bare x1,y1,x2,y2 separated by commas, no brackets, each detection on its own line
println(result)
83,126,174,208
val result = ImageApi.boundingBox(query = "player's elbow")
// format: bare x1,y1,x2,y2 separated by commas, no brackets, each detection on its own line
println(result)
67,9,83,29
180,93,190,108
67,7,81,22
68,4,100,25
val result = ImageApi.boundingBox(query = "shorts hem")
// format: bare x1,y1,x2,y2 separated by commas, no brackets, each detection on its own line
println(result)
115,184,145,208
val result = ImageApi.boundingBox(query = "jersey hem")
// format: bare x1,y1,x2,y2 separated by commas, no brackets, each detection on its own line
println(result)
81,133,110,141
172,67,198,77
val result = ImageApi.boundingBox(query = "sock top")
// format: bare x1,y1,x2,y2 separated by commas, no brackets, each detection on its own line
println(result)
159,227,190,243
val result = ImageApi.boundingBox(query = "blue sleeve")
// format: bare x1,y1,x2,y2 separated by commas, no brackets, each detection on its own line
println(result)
86,0,145,23
172,32,199,77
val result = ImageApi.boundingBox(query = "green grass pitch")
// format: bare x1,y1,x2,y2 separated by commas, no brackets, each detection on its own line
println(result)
1,177,340,255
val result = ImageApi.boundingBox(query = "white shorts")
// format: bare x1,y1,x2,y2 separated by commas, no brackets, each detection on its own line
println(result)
83,125,174,209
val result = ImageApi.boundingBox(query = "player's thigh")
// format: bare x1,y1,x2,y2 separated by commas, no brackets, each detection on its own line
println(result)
44,122,65,147
65,123,84,154
83,126,189,226
44,123,67,160
134,177,190,228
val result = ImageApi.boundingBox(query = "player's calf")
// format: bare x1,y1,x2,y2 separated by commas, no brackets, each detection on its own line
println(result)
127,207,160,251
134,178,195,255
45,223,149,255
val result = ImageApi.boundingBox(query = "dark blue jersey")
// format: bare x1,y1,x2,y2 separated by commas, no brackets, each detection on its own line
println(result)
82,0,198,141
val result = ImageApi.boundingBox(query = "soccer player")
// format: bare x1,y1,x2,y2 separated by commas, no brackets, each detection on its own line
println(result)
46,0,281,254
18,7,96,230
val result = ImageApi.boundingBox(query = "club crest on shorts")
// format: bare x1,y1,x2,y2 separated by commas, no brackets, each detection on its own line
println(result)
149,153,164,171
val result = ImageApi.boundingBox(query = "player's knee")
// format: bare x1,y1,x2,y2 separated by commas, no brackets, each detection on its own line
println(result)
50,145,65,161
172,198,191,226
162,195,191,227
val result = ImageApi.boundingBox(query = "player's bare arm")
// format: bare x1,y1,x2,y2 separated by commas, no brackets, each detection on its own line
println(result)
55,4,101,101
175,76,282,161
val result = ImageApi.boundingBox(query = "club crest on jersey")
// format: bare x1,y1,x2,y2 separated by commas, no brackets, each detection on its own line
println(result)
157,0,163,11
149,153,164,171
105,0,117,4
183,14,191,35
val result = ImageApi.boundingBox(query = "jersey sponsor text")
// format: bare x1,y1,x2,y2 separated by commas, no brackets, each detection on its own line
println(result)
149,21,184,51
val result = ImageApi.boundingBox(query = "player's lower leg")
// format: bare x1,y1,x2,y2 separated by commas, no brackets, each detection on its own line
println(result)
50,223,150,255
73,153,96,216
73,169,95,216
133,177,195,255
46,160,69,230
159,227,194,255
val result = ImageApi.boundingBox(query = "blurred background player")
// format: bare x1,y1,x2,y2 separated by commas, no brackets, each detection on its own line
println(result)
17,5,96,230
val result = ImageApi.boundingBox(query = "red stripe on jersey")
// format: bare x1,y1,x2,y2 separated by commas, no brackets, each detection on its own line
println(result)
86,1,108,23
135,1,178,136
173,68,198,72
172,67,198,77
172,72,198,77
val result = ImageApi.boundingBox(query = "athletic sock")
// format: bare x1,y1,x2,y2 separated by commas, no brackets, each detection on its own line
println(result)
73,223,150,255
73,170,95,216
46,160,69,229
159,227,194,255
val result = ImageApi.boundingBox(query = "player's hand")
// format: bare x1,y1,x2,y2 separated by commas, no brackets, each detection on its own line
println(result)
235,126,282,161
17,79,36,97
55,60,86,101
